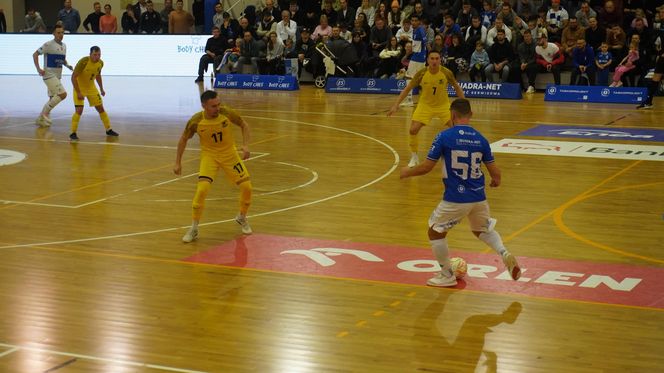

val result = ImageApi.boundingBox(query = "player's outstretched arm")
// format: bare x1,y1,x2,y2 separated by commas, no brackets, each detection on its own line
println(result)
400,159,436,179
387,79,416,116
485,161,501,187
173,132,191,175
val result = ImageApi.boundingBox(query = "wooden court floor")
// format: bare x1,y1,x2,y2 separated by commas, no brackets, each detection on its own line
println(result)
0,75,663,372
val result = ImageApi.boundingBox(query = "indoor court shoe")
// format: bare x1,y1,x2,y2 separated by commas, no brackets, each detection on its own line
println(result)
427,271,458,287
235,214,252,235
502,252,521,281
637,103,653,109
69,132,79,142
182,227,199,243
526,85,535,94
195,77,204,82
400,97,414,107
408,154,419,168
106,129,119,136
35,114,50,127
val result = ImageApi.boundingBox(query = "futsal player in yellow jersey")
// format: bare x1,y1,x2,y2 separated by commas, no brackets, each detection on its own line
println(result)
70,46,118,141
174,90,253,243
387,50,465,167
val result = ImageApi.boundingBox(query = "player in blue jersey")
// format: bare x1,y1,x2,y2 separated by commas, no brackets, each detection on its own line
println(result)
401,14,427,107
400,98,521,287
32,24,73,127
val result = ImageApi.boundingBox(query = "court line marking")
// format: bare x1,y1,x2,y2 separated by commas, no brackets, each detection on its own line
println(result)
0,117,400,249
0,343,207,373
0,135,203,150
0,347,18,357
0,115,70,130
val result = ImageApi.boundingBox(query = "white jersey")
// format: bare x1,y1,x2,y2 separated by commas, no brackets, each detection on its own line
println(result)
37,39,67,80
535,43,560,63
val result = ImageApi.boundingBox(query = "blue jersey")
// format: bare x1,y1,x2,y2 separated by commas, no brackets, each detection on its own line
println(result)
411,26,427,63
596,51,612,65
427,124,494,203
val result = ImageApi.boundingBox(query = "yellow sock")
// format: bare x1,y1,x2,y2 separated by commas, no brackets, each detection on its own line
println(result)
192,180,211,221
99,111,111,130
71,112,81,133
409,134,419,153
238,181,252,215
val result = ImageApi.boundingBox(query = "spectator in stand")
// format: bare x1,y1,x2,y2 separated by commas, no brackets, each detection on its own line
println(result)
289,2,305,27
0,8,6,33
219,12,239,46
141,1,161,34
516,0,536,19
339,22,352,41
99,4,117,34
535,32,564,85
133,0,147,21
498,3,517,27
356,0,376,27
595,42,613,85
192,0,204,34
377,36,403,78
445,33,467,76
22,8,47,33
169,0,194,34
262,0,281,22
302,6,320,32
611,39,639,86
387,1,403,35
257,9,277,40
238,17,257,40
121,4,139,33
561,16,586,56
598,1,622,29
296,28,316,76
512,15,530,45
338,0,356,29
354,13,371,41
470,40,490,82
517,30,538,92
321,1,338,27
160,0,173,33
570,38,595,84
83,2,103,33
440,14,462,48
396,18,414,43
431,34,445,54
259,31,285,74
628,17,651,54
466,15,487,51
312,14,333,41
485,29,514,82
196,26,227,82
606,23,626,67
457,1,478,34
276,10,297,42
584,16,605,51
58,0,81,33
546,0,569,43
376,2,388,24
480,0,497,29
399,40,414,76
233,31,261,73
575,1,596,28
351,31,370,76
487,16,512,47
402,0,417,21
370,17,393,57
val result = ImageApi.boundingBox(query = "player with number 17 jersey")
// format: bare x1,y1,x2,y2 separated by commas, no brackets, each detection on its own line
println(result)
426,125,494,203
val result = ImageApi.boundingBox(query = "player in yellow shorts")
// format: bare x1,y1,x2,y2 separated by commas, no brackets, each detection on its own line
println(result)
174,90,253,243
387,50,465,167
70,46,118,142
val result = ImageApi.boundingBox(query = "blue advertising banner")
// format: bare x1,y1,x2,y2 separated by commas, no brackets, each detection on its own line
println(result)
325,77,409,94
214,74,299,91
447,82,523,99
518,125,664,142
544,84,647,103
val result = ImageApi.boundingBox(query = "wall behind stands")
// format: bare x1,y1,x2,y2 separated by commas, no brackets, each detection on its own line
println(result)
0,34,206,76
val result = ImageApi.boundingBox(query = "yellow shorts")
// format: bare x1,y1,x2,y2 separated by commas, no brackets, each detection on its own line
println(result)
74,89,103,107
412,105,451,126
198,152,250,185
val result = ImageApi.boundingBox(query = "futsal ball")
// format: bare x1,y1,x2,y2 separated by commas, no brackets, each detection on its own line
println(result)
450,257,467,279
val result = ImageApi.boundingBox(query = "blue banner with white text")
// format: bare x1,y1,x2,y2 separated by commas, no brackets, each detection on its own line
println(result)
544,84,647,103
447,81,522,99
214,74,299,91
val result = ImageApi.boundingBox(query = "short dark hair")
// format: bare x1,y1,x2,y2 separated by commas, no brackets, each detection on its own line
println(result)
200,90,218,103
450,98,472,117
428,49,442,57
90,45,100,53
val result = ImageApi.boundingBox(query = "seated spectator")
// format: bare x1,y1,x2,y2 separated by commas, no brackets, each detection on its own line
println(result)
480,0,497,29
121,4,139,33
606,23,626,67
628,17,651,54
470,40,490,82
396,18,414,43
337,0,355,29
498,2,517,27
99,4,117,34
598,1,622,29
584,16,605,51
312,14,333,41
356,0,376,27
321,0,338,27
262,0,281,22
377,36,403,78
561,16,586,56
219,12,239,46
465,15,487,51
595,42,613,85
512,15,530,45
611,39,639,86
570,38,595,84
575,1,596,28
535,33,564,85
259,31,285,74
457,0,478,33
445,33,467,76
339,23,352,42
487,17,513,47
290,2,306,27
257,9,277,40
485,29,514,82
233,31,261,73
369,17,393,57
431,34,445,55
516,30,538,92
351,31,370,76
352,17,368,42
516,0,536,19
375,2,388,24
387,1,403,35
238,16,258,40
21,8,46,33
399,40,414,77
296,28,316,76
196,27,227,82
546,0,569,43
169,0,194,34
440,15,462,48
276,10,297,42
141,0,161,34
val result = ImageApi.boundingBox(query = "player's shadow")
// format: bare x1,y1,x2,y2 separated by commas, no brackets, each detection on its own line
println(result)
412,291,523,372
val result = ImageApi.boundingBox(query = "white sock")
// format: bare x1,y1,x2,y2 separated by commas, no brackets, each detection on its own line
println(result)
479,230,507,256
191,221,199,230
42,95,63,115
430,238,452,274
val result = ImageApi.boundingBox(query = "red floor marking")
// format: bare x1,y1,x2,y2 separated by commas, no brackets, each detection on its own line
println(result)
184,234,664,309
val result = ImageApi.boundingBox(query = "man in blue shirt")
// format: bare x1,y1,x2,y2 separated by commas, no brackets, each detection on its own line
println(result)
58,0,81,33
400,98,521,287
570,38,595,85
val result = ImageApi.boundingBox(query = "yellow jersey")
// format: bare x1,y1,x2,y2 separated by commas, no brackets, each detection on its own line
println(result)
411,66,457,108
73,56,103,93
184,106,242,157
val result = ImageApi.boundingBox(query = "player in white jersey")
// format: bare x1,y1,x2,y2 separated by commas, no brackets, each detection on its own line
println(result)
32,24,72,127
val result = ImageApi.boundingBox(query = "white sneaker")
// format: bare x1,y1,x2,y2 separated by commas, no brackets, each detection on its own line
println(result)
501,252,521,281
182,227,199,243
616,81,623,87
235,214,252,234
526,86,535,94
400,97,414,107
427,271,458,287
35,115,50,127
408,154,419,168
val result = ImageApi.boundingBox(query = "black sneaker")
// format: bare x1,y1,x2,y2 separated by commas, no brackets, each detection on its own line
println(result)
69,132,79,142
106,129,119,136
636,103,653,109
194,77,204,82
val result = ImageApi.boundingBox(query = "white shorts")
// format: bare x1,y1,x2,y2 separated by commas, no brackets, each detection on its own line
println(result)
406,61,425,79
428,200,493,233
43,77,66,97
